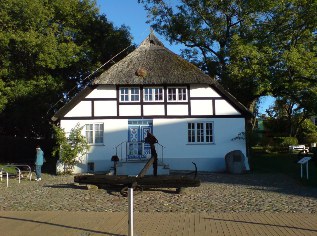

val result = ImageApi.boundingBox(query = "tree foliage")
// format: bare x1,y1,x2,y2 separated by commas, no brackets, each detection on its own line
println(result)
139,0,317,115
266,96,317,139
52,123,89,173
0,0,134,137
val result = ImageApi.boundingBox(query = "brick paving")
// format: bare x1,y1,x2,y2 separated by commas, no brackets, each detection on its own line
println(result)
0,211,317,236
1,173,317,213
1,172,317,235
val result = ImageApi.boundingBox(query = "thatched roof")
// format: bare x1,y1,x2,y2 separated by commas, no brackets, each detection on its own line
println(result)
93,32,213,85
52,32,252,121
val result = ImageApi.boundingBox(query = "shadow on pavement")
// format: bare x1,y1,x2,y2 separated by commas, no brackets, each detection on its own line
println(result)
0,216,125,236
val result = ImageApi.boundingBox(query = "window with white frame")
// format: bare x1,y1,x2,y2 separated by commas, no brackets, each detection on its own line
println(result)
167,87,187,101
85,123,104,144
187,122,213,143
144,87,163,101
119,87,140,102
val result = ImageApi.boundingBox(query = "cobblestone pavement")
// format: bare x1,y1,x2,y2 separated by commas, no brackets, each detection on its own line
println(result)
1,172,317,213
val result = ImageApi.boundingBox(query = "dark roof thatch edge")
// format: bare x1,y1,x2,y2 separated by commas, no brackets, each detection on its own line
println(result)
51,86,94,122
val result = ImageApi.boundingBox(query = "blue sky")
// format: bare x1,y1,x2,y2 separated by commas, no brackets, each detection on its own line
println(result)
97,0,273,114
98,0,183,53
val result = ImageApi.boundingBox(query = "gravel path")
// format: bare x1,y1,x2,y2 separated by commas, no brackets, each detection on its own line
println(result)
1,172,316,213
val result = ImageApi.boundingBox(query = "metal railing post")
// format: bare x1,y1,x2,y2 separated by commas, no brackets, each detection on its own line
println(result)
18,169,21,183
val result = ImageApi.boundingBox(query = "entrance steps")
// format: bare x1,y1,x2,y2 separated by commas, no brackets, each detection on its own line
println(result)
115,161,170,176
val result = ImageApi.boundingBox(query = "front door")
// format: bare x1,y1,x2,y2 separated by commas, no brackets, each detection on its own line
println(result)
128,120,153,160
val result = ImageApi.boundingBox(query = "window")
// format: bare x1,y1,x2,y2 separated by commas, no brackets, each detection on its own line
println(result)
119,87,140,102
120,88,129,101
87,162,94,172
144,87,163,101
130,88,140,101
167,87,187,101
85,123,104,144
187,122,213,143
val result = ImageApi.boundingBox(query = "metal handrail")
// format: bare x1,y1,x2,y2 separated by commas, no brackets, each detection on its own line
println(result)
114,141,165,163
156,142,165,163
115,140,128,161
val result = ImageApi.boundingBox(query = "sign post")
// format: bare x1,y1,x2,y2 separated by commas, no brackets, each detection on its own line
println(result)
297,157,311,179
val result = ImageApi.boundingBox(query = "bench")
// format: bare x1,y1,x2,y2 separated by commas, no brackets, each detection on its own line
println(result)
289,145,309,153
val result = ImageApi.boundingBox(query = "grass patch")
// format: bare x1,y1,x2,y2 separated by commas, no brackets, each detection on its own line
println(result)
0,164,18,174
250,148,317,187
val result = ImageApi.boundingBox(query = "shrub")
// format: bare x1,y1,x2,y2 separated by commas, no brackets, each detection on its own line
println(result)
271,137,298,152
273,137,298,147
52,123,90,174
302,133,317,145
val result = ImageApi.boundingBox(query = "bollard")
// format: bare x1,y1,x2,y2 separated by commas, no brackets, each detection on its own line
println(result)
128,187,134,236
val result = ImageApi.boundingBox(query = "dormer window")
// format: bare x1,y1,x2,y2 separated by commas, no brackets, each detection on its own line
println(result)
120,87,140,102
167,87,187,102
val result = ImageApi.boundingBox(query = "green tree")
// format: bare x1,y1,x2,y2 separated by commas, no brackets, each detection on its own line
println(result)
259,0,317,113
139,0,275,112
0,0,134,137
266,96,317,138
52,123,90,173
139,0,317,116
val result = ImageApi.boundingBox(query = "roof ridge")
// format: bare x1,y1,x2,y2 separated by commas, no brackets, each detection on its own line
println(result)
139,31,165,48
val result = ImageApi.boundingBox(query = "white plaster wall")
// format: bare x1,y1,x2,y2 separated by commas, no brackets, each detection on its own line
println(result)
60,117,247,173
191,100,213,115
215,100,241,115
143,104,165,116
94,101,117,116
153,118,246,172
60,119,129,173
119,105,141,116
190,84,221,97
167,104,188,116
86,85,116,98
64,101,91,117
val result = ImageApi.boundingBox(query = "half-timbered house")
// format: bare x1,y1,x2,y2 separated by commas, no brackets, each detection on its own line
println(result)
52,32,251,175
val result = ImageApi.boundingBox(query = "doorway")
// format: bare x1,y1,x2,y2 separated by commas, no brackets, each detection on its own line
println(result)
127,119,153,160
